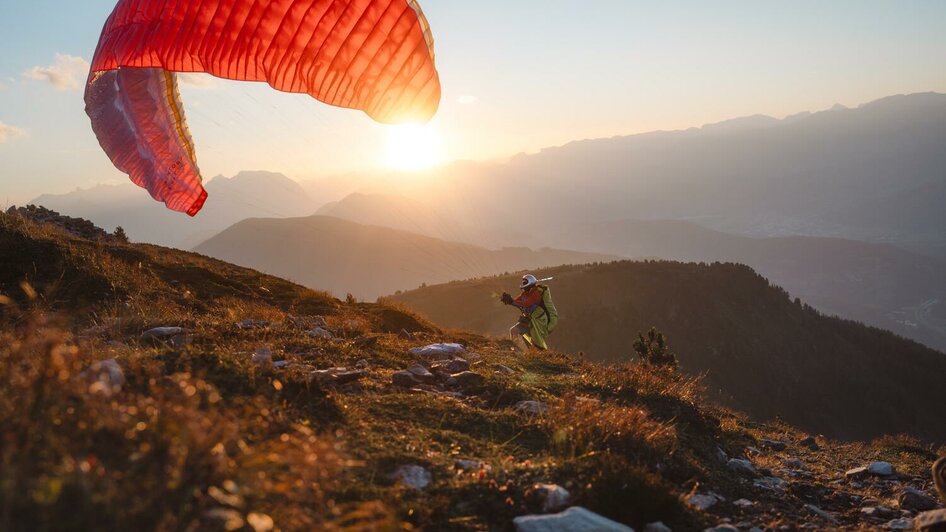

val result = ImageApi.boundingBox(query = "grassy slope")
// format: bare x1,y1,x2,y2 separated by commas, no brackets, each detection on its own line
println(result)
391,261,946,443
1,213,941,531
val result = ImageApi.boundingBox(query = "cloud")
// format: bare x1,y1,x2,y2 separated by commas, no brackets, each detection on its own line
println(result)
0,121,26,143
23,54,90,90
456,94,479,105
178,73,219,89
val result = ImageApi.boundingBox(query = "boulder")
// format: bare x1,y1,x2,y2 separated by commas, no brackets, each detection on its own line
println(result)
514,401,551,416
409,343,466,361
513,507,633,532
915,509,946,531
643,522,672,532
432,358,470,374
686,493,719,511
532,483,571,513
898,488,939,512
391,465,431,490
868,461,896,477
447,371,484,388
727,458,756,476
307,327,334,340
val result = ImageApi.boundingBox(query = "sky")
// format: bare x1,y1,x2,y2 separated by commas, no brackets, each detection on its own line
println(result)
1,0,945,204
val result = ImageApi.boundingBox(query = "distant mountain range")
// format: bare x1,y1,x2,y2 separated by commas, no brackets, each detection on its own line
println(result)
193,215,617,300
31,171,319,248
391,261,946,442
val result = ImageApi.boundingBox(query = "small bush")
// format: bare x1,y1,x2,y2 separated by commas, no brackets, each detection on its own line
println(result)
633,327,679,369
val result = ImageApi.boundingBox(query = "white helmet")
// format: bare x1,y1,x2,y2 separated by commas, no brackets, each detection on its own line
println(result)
520,274,538,289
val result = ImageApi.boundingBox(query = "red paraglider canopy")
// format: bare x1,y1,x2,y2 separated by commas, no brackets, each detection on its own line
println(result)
85,0,440,216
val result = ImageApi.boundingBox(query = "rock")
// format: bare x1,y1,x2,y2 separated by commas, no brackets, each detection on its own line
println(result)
733,499,755,508
643,522,672,532
409,343,466,361
311,368,367,385
355,359,369,368
398,329,415,340
513,507,633,532
140,326,186,346
899,487,939,512
884,517,914,530
687,493,719,511
745,446,762,456
392,371,420,388
804,504,837,523
80,358,125,396
727,458,756,476
353,335,381,348
272,360,290,369
783,458,805,469
514,401,551,416
532,483,571,513
251,348,273,366
759,438,787,451
307,327,334,340
915,509,946,530
704,526,739,532
799,435,820,450
846,466,870,480
236,319,270,330
204,508,245,531
494,364,517,374
868,461,896,477
391,465,431,490
715,447,729,463
432,358,470,374
455,459,490,472
447,371,484,388
407,364,436,383
862,506,899,519
753,476,788,491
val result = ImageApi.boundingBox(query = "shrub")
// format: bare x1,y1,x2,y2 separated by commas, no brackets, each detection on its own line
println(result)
633,327,679,370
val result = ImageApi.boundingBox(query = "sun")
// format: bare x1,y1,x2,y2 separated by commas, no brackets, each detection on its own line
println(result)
385,123,445,171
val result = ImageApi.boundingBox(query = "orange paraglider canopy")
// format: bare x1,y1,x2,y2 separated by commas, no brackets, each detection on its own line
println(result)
85,0,440,216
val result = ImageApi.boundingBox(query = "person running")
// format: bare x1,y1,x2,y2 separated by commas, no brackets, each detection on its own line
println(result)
501,274,558,351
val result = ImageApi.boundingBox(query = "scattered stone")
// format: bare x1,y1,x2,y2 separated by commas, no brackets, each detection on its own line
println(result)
80,358,125,396
643,522,672,532
392,371,420,388
447,371,484,388
406,364,436,383
753,476,788,491
140,326,187,347
353,335,381,348
846,466,871,480
799,435,820,450
727,458,756,476
884,517,914,530
804,504,837,523
783,458,805,470
251,348,273,366
513,507,633,532
236,319,270,330
687,493,719,511
307,327,334,340
915,509,946,530
494,364,517,374
868,461,896,477
733,499,755,508
409,343,466,361
455,459,491,472
273,360,290,369
862,506,899,519
514,401,551,416
759,439,787,452
531,483,571,513
432,358,470,374
391,465,431,490
311,368,367,385
355,359,369,369
704,526,738,532
745,446,762,456
899,487,939,512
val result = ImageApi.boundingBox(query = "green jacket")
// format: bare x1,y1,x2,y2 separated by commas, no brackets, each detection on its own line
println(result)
524,285,558,350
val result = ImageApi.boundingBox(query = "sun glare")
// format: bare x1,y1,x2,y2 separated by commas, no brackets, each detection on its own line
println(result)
385,124,445,171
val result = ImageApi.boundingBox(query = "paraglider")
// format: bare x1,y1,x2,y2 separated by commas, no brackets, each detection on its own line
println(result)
84,0,440,216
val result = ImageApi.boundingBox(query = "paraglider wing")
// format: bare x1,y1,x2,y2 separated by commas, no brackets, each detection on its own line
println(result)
84,0,440,216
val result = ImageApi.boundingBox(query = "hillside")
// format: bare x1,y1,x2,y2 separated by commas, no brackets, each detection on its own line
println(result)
31,171,318,248
4,210,945,530
193,215,617,300
391,261,946,443
546,219,946,352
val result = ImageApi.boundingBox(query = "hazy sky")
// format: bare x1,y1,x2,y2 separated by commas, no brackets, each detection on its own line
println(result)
1,0,945,204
